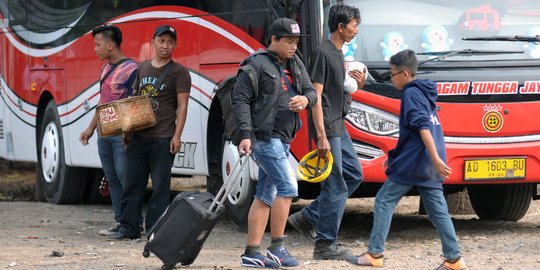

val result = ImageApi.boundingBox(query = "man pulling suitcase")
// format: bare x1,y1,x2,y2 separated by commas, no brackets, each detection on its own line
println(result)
143,154,248,269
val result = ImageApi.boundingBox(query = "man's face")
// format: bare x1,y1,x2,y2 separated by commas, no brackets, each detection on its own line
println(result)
153,33,176,58
272,36,299,60
94,33,111,61
340,18,359,43
390,64,406,90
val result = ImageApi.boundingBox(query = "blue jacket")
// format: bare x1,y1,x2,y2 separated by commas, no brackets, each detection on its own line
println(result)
385,79,447,189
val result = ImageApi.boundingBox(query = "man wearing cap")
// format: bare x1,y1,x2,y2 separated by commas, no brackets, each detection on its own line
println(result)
108,24,191,240
233,17,317,268
287,4,365,260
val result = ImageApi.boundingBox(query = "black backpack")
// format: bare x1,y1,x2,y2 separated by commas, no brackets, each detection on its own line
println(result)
217,64,258,146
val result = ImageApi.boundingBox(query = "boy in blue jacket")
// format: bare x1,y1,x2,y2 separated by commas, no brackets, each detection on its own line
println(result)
344,50,467,270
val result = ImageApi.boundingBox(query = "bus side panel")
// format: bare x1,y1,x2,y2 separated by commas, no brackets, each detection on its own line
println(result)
166,17,206,175
0,30,6,160
1,30,37,162
0,89,8,160
63,23,104,168
0,83,37,162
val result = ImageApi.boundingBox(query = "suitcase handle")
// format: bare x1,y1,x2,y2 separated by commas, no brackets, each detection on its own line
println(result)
208,153,248,217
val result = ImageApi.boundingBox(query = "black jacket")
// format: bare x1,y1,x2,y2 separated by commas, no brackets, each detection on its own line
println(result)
232,49,317,142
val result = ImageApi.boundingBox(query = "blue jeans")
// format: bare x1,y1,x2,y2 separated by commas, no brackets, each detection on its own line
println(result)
251,138,298,206
97,135,127,222
119,134,174,235
302,132,363,243
368,180,461,260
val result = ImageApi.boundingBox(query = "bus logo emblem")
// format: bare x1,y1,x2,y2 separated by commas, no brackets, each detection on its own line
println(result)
482,104,503,133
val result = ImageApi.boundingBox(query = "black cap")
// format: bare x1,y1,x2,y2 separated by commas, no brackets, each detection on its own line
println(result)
154,25,177,40
268,18,308,40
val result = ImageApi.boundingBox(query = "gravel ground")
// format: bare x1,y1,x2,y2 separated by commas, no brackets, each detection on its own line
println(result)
1,159,539,269
0,198,539,270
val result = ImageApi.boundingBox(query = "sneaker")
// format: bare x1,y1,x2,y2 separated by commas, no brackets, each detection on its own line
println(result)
435,257,468,270
240,251,280,268
98,223,120,236
287,211,316,243
313,240,351,260
106,231,140,240
267,246,299,267
344,252,384,267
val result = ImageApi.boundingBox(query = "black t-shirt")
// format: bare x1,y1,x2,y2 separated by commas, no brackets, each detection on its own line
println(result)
272,61,298,143
308,40,347,138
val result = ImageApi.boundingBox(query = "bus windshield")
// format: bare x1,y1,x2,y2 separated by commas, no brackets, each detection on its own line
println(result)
328,0,540,62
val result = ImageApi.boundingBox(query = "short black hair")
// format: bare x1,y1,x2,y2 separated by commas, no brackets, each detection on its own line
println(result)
267,35,286,46
328,4,361,33
92,24,122,48
389,49,418,76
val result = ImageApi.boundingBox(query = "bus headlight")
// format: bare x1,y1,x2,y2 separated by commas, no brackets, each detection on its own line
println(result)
345,101,399,136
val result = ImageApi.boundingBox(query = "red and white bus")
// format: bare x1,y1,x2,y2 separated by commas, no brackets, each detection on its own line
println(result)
1,0,539,225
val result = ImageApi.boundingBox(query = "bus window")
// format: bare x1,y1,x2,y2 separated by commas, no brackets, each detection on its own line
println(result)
325,0,540,62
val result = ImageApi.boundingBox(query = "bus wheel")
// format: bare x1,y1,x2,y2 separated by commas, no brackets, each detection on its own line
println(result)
467,183,533,221
36,100,87,204
221,140,255,226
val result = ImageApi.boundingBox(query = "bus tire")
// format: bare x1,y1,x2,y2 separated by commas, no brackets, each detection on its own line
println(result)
221,140,255,226
206,90,254,226
467,183,533,221
207,139,254,226
36,100,87,204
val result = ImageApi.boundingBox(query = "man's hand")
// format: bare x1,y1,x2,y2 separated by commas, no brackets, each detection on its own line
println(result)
238,139,252,156
170,135,181,154
349,67,367,89
317,137,331,160
79,128,94,146
433,157,452,179
289,96,309,112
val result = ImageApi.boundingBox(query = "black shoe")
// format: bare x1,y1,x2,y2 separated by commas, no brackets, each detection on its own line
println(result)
106,231,140,240
98,223,120,236
287,211,316,243
313,240,351,260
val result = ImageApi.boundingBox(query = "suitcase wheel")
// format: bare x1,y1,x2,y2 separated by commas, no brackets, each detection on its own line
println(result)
142,246,150,258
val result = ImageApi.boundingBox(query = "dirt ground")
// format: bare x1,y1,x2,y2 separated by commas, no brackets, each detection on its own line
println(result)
1,160,540,270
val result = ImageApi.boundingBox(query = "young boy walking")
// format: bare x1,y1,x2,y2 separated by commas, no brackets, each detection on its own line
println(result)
344,49,468,270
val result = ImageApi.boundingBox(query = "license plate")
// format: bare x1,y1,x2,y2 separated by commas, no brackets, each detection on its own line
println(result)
464,157,526,181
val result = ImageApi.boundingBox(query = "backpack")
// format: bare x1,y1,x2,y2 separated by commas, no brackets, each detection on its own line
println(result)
217,63,258,146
